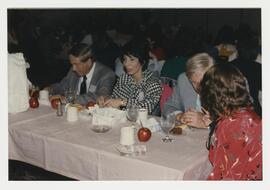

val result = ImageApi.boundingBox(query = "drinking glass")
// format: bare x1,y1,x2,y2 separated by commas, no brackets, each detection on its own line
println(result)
65,89,77,104
160,114,175,142
126,104,139,125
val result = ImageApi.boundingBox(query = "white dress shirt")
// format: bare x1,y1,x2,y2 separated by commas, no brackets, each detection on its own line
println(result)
77,62,96,95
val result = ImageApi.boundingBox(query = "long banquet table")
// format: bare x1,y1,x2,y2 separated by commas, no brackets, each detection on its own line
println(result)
9,105,212,180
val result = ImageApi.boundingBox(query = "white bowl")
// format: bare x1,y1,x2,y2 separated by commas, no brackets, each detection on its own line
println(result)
90,125,112,133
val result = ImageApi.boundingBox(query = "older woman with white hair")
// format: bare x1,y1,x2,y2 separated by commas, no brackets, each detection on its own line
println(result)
163,53,214,128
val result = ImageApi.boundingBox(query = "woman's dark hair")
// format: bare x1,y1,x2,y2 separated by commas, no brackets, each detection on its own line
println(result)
200,63,252,121
200,63,253,150
121,38,150,71
68,43,96,62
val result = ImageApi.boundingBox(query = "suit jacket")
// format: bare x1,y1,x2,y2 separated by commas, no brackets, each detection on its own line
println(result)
231,58,262,116
162,72,197,115
50,61,116,105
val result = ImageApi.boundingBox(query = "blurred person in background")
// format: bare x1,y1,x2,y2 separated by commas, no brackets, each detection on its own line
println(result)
100,38,162,114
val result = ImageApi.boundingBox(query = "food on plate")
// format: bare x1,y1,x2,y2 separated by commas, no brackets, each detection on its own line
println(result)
86,101,96,108
175,124,188,129
70,103,84,111
169,124,187,135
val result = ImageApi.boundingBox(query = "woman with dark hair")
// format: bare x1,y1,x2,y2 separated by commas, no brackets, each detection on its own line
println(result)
101,39,162,114
200,63,262,180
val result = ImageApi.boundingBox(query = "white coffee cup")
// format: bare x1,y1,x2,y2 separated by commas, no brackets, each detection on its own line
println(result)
137,108,148,124
67,106,78,122
120,127,135,146
39,90,49,101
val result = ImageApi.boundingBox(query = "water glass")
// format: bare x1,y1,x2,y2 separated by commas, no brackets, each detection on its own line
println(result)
160,114,175,142
65,89,77,104
126,104,139,124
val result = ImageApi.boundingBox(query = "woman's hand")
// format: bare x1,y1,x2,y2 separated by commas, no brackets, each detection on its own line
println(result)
103,98,124,108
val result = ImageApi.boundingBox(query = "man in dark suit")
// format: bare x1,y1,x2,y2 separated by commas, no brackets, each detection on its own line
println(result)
47,43,116,105
231,38,262,116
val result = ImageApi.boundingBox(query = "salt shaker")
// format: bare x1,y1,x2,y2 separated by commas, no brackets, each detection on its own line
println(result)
56,102,63,116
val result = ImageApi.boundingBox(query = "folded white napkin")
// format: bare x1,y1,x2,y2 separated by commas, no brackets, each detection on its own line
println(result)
8,53,30,113
141,118,161,132
92,108,127,127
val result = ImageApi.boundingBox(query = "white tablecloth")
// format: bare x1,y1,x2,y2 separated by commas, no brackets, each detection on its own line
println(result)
9,105,212,180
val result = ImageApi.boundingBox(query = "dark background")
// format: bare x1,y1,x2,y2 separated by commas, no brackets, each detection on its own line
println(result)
7,8,261,88
8,9,261,38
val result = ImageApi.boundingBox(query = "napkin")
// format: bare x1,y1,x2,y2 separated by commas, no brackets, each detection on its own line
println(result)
92,108,127,127
141,118,161,132
8,53,30,113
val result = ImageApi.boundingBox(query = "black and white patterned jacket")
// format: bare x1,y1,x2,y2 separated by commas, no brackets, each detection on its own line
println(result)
111,70,162,114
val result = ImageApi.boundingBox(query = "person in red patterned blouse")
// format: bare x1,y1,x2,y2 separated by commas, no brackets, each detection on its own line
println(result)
200,63,262,180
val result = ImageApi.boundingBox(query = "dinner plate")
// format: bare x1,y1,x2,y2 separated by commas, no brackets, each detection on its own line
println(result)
115,144,147,156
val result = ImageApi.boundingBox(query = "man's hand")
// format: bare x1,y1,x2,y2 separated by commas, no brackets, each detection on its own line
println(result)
49,95,66,104
97,96,110,107
179,108,211,128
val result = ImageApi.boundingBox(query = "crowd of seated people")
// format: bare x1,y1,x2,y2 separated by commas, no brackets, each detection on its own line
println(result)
8,12,262,180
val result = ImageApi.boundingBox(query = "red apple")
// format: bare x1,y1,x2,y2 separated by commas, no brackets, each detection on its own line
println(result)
137,127,152,142
86,101,96,109
29,97,39,108
51,98,60,109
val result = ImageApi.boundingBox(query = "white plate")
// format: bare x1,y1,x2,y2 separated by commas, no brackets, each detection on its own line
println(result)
90,125,112,133
115,144,147,156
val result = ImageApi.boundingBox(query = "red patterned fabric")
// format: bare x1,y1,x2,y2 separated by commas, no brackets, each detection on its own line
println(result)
208,108,262,180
